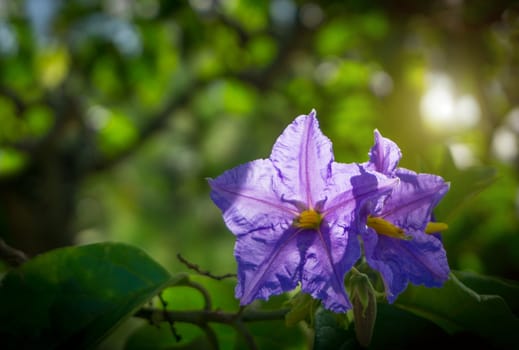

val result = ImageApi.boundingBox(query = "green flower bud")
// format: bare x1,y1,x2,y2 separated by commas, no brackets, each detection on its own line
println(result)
350,274,377,347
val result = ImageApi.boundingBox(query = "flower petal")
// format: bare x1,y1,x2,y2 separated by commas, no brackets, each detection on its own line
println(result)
235,222,359,313
209,159,296,236
366,129,402,175
379,168,450,231
270,110,333,208
301,224,361,312
363,228,450,303
322,163,398,229
234,226,302,305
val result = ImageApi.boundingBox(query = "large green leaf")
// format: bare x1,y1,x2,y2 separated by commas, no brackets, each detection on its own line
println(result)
313,308,355,350
395,273,519,348
454,270,519,315
434,160,497,221
0,242,179,349
314,271,519,350
313,304,449,350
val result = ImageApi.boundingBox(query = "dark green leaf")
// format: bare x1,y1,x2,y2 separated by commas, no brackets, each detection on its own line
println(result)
314,304,449,350
125,322,210,350
395,273,519,348
0,242,179,350
235,319,306,350
435,160,497,221
313,308,355,350
454,270,519,315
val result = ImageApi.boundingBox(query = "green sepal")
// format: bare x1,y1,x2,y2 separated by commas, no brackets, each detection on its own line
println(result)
284,291,320,327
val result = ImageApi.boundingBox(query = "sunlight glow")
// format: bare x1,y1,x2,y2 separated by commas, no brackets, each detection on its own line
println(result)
420,72,480,132
86,105,109,130
449,143,477,169
370,70,393,97
492,127,518,162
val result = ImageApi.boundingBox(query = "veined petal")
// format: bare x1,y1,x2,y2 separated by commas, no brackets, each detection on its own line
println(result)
235,222,359,313
209,159,296,236
301,224,361,312
322,163,398,227
270,110,334,208
363,228,450,303
379,168,450,231
235,226,302,305
366,129,401,175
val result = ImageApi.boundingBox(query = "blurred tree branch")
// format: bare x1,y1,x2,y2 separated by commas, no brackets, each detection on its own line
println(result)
88,80,205,173
0,238,28,267
0,86,26,117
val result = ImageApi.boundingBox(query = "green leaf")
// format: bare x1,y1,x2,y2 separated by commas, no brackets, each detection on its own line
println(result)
435,159,497,221
125,321,209,350
314,304,462,350
235,319,306,350
314,308,355,350
454,270,519,315
97,110,138,157
0,148,28,176
24,104,54,138
395,273,519,348
369,304,448,349
0,242,179,349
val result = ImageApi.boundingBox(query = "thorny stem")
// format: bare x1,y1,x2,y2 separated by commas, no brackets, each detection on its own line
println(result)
182,279,212,311
134,307,290,350
177,253,237,281
158,293,181,342
143,258,289,350
134,307,290,325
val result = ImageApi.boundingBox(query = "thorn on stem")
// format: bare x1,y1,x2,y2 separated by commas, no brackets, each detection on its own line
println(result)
177,253,236,281
159,293,182,342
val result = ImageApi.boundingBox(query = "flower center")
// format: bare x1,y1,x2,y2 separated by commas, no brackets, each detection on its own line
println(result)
366,215,409,240
294,209,322,229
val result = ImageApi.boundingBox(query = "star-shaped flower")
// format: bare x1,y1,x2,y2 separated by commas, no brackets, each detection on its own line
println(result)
360,130,450,303
209,111,396,312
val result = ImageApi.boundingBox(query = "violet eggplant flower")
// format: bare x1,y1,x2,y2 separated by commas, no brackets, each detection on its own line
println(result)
209,111,396,312
360,130,450,303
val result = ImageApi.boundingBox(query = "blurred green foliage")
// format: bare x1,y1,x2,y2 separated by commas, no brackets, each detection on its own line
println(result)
1,0,519,348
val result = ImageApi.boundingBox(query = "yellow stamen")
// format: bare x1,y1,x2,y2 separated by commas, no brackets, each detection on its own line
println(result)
367,215,409,240
294,209,322,229
424,222,448,234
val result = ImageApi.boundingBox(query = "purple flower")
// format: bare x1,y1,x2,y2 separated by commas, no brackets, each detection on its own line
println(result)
209,111,396,312
360,130,450,303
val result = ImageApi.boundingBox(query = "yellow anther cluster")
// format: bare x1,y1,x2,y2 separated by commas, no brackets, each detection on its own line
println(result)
294,209,322,229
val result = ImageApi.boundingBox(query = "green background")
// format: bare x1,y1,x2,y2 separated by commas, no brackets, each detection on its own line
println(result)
0,1,518,348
